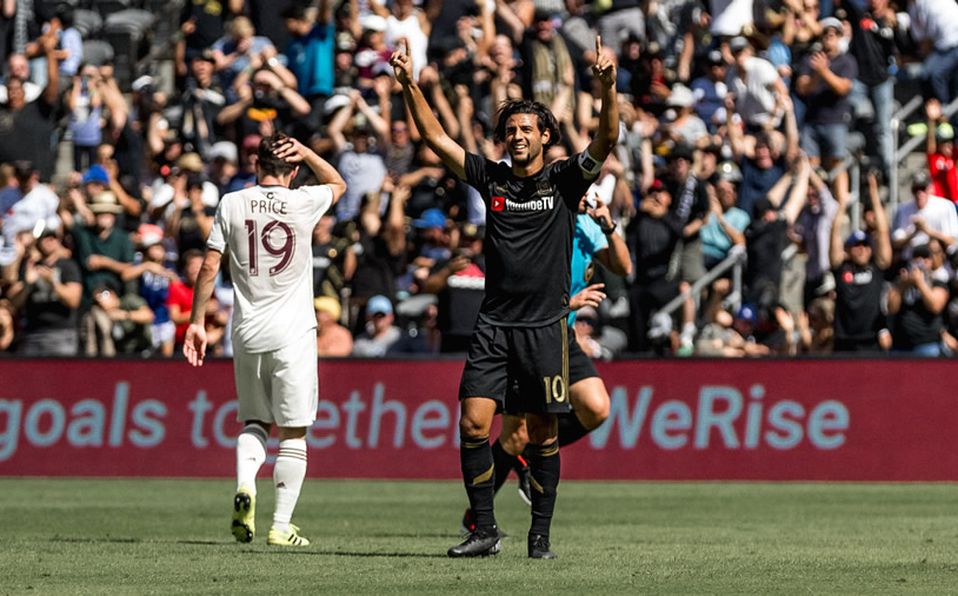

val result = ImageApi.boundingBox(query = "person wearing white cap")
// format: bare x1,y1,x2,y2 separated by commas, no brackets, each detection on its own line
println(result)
208,141,239,195
664,84,708,146
4,223,82,356
701,161,750,269
354,13,394,81
691,49,729,132
726,35,789,129
795,17,857,204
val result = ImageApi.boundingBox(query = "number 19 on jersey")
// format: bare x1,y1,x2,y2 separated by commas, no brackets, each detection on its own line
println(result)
244,219,296,276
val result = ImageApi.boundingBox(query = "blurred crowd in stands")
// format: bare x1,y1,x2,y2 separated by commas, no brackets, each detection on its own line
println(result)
4,0,958,359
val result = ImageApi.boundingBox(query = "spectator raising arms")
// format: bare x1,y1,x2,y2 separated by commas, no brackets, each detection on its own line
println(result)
829,171,892,353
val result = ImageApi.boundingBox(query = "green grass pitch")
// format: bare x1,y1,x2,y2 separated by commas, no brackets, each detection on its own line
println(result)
2,478,957,594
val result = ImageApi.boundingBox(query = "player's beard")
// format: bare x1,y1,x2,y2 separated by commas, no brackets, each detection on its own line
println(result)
510,140,542,167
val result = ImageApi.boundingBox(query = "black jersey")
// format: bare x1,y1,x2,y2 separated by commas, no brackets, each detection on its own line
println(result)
833,261,885,342
892,277,948,349
463,151,597,327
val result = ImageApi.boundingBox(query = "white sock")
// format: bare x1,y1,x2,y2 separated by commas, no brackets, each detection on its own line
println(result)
236,424,268,495
272,438,308,532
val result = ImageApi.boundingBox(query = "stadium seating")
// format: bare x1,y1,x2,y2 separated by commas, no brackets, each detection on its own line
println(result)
81,39,114,67
73,9,103,39
103,9,154,89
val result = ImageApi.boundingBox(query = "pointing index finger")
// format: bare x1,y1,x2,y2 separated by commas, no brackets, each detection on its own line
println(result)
595,35,602,56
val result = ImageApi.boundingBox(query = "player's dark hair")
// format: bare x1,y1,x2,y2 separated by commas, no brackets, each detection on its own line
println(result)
494,100,562,148
257,133,297,178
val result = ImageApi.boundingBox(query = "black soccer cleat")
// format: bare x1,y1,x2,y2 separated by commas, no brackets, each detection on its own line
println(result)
528,534,556,559
448,530,502,558
460,508,508,538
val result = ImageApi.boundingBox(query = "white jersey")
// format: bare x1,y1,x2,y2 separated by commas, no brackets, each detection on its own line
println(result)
208,184,333,353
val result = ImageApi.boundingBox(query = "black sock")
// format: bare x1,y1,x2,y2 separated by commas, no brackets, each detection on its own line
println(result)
526,442,560,538
558,413,591,447
460,435,497,533
491,439,518,495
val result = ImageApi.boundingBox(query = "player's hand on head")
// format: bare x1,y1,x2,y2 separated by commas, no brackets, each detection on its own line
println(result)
271,135,307,164
389,41,414,86
570,283,606,310
183,323,208,367
591,36,616,89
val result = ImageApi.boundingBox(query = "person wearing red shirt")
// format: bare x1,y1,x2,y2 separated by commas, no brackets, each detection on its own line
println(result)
168,249,204,347
925,99,958,202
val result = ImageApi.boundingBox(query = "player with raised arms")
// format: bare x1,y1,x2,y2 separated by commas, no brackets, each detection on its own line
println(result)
390,37,618,558
461,191,633,535
184,133,346,547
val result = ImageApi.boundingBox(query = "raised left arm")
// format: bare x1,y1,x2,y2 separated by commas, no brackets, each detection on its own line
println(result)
585,36,619,164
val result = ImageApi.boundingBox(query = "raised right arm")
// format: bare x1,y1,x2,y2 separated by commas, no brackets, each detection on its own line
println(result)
390,44,467,180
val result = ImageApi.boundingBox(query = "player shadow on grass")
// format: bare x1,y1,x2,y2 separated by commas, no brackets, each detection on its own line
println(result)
49,537,477,558
259,550,448,558
50,536,140,544
167,539,450,557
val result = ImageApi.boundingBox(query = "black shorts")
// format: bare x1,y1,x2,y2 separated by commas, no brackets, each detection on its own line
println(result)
459,317,585,414
502,336,598,415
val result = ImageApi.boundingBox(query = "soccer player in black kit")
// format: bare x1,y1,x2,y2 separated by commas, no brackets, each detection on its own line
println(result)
390,39,618,559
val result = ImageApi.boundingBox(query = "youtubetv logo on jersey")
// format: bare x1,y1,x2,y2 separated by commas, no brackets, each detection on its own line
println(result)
491,195,554,212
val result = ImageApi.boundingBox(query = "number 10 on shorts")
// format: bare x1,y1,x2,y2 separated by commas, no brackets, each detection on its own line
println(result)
543,375,567,404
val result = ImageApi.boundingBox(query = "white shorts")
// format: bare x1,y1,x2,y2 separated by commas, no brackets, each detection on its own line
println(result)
233,328,318,427
151,321,175,348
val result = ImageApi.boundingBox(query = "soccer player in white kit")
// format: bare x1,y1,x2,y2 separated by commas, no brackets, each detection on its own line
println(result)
183,133,346,546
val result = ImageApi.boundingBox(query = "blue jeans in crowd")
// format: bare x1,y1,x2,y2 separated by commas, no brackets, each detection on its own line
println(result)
851,78,894,176
801,121,850,161
924,44,958,105
906,342,943,357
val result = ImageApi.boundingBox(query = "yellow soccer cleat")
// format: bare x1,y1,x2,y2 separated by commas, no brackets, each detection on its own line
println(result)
267,524,310,546
231,487,256,543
